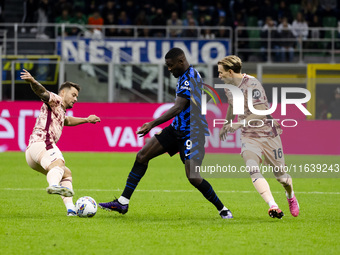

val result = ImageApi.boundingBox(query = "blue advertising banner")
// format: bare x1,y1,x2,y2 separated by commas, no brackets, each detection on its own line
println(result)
57,38,229,64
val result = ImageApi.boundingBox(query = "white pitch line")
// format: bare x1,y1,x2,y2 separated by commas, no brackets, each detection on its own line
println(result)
1,188,340,195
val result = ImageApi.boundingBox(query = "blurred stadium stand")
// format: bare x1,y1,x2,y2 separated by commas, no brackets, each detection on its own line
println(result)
0,0,339,119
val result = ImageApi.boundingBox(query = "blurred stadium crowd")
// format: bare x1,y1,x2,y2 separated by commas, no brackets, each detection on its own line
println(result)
13,0,340,39
0,0,339,119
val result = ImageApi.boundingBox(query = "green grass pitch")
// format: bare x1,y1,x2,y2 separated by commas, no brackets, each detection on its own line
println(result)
0,152,339,254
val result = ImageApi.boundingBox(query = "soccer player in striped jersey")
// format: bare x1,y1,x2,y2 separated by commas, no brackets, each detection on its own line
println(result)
99,48,233,219
217,55,299,218
21,69,101,216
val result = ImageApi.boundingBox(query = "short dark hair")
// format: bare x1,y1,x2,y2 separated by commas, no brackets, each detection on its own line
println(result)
59,81,81,92
165,47,185,60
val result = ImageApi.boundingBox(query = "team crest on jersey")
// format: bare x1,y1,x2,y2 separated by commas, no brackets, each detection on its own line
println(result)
252,89,261,99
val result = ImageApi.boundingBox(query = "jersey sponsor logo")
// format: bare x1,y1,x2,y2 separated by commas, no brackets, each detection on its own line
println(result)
179,80,190,91
180,86,191,90
252,89,261,99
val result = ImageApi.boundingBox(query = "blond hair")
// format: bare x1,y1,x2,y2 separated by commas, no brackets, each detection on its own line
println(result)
217,55,242,73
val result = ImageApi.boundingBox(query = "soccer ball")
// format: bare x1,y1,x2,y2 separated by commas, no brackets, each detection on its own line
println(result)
75,196,97,218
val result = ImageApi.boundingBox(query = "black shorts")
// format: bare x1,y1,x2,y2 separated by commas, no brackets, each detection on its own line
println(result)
155,125,205,164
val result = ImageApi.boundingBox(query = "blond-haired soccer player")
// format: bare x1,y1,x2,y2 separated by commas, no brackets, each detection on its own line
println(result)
21,69,101,216
217,56,299,218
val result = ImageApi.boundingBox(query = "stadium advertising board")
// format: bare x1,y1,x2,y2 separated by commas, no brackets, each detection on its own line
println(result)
57,38,229,63
0,102,339,155
1,55,59,85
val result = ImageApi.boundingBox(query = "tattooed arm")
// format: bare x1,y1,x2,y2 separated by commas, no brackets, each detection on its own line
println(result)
20,69,50,102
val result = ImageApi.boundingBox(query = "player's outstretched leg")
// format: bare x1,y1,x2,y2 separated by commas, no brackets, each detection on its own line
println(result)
99,160,147,214
276,173,299,217
186,160,233,219
46,166,74,197
244,153,284,219
99,137,165,214
26,148,74,215
60,166,76,216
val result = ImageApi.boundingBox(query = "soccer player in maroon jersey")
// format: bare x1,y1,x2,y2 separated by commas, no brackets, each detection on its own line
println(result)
21,69,101,216
218,56,299,218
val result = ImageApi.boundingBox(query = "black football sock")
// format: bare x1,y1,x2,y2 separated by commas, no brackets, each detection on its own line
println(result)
196,179,224,211
121,161,147,199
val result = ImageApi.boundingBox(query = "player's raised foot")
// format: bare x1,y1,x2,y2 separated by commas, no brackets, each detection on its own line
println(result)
287,193,299,217
99,199,129,214
268,205,284,219
220,209,233,219
46,185,74,197
67,209,77,216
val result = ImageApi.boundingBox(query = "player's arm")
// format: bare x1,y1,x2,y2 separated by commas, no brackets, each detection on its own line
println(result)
137,96,188,137
219,104,236,141
64,115,101,126
20,69,50,102
226,103,267,133
226,104,236,123
243,103,267,122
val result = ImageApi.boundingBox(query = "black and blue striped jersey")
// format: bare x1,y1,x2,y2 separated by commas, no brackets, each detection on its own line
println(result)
171,66,209,136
